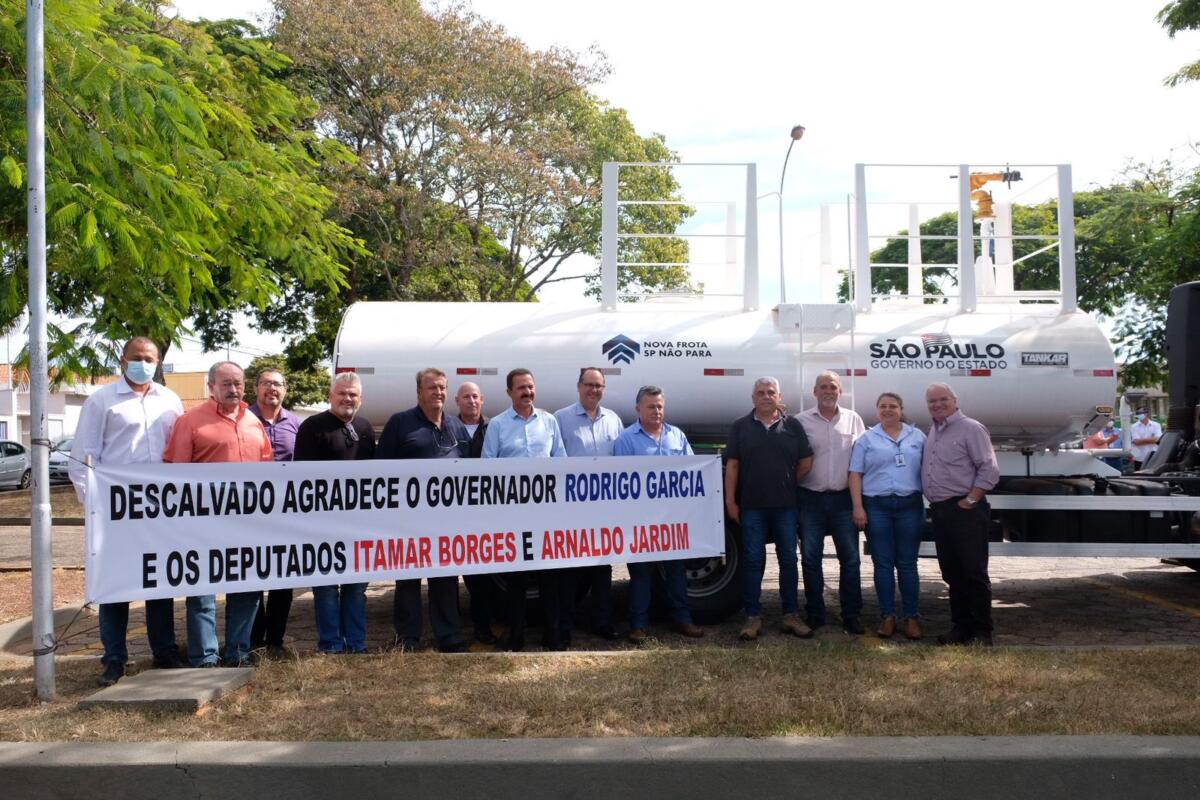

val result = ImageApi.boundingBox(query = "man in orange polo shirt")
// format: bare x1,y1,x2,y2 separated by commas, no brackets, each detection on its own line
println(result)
163,361,272,667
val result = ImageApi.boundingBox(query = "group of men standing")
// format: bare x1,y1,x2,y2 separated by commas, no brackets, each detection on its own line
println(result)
71,337,999,687
723,371,999,648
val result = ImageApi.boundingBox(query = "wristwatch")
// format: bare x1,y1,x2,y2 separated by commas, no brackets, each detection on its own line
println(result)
964,496,978,505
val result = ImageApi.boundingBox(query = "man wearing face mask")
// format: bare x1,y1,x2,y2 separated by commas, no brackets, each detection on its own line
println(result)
163,361,273,667
249,368,301,655
71,337,185,686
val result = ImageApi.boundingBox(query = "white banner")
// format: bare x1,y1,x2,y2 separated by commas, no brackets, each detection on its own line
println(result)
84,455,725,603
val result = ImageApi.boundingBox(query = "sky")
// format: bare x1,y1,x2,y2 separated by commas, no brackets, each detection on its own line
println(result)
158,0,1200,368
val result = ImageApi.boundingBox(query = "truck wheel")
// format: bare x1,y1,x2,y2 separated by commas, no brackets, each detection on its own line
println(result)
653,519,742,624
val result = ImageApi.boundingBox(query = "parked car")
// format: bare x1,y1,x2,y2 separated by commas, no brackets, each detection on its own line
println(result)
48,436,73,484
0,440,31,489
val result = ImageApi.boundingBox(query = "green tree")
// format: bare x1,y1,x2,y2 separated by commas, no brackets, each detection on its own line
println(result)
0,0,360,378
243,353,329,408
1158,0,1200,86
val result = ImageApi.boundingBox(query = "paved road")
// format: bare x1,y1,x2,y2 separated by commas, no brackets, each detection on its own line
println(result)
1,525,1197,659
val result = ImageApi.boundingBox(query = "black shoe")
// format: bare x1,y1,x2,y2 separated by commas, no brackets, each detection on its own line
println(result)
151,650,185,669
841,617,866,635
439,641,469,654
498,636,525,652
474,628,498,645
223,658,254,668
936,627,971,646
392,637,421,653
806,616,826,630
541,634,566,652
197,661,219,669
97,661,124,687
591,625,621,641
966,634,994,647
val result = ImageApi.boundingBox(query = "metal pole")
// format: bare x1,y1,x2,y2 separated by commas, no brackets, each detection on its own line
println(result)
26,0,55,700
777,139,797,305
600,162,619,311
743,163,759,311
907,203,923,299
853,165,870,313
1056,164,1078,313
957,164,976,313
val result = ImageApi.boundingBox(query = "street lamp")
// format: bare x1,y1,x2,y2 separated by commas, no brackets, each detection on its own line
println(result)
778,124,805,304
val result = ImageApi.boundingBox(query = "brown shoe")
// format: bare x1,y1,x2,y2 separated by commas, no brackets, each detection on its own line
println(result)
876,615,897,639
780,613,814,638
627,628,648,645
902,617,922,640
739,616,763,641
671,621,705,638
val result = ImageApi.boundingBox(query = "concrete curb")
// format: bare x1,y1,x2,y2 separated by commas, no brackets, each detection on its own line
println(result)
0,736,1197,799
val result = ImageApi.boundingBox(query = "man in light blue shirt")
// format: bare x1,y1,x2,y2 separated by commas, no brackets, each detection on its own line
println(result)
613,385,705,644
482,368,567,650
555,367,624,641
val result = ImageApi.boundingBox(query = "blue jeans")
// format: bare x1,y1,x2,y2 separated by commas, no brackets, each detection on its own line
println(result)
863,493,924,619
223,591,261,665
627,560,691,630
740,507,799,616
186,595,219,667
313,583,368,653
99,599,178,666
798,488,862,622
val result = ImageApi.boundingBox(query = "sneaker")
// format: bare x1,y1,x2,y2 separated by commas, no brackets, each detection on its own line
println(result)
97,661,124,687
842,617,866,635
739,616,763,641
671,621,705,638
781,613,814,639
936,627,971,646
626,628,648,645
902,618,922,640
876,616,897,639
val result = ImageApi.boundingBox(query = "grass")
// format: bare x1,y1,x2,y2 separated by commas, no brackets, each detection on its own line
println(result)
0,485,82,520
2,643,1198,741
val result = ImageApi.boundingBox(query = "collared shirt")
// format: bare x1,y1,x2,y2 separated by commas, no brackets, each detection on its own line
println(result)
294,411,376,462
69,378,184,502
162,399,273,464
554,402,624,457
481,408,565,459
613,421,693,457
377,406,469,460
849,423,926,497
921,410,1000,502
1130,419,1162,462
726,410,813,508
796,406,865,492
249,403,300,462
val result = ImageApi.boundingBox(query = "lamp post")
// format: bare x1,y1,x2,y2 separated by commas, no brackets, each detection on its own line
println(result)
777,125,805,304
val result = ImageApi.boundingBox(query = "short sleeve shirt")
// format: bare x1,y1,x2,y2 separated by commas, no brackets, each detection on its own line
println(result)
848,423,926,497
726,412,813,508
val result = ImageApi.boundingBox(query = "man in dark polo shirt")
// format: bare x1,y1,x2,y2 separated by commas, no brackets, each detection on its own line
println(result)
724,376,814,641
377,368,470,653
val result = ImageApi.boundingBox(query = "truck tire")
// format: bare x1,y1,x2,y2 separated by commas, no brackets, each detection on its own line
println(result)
653,518,742,624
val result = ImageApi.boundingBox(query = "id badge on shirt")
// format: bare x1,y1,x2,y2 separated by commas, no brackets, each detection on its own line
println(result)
894,453,906,467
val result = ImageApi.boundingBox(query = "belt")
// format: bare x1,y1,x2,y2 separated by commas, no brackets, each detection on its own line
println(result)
799,487,849,495
929,496,967,507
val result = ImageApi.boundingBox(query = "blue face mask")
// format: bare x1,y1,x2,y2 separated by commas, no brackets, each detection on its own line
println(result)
124,359,156,385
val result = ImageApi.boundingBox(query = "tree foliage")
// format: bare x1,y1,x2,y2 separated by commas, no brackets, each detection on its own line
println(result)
263,0,692,364
0,0,359,378
1158,0,1200,86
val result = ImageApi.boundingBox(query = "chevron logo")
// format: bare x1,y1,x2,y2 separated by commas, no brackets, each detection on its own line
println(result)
602,334,640,365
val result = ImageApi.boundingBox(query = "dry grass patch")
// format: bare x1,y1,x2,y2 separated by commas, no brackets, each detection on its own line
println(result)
0,569,86,625
1,643,1199,741
0,486,82,520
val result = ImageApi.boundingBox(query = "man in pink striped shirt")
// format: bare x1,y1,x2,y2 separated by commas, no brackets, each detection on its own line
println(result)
921,382,1000,647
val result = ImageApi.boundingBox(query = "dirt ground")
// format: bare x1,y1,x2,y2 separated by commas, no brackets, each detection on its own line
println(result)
0,569,85,625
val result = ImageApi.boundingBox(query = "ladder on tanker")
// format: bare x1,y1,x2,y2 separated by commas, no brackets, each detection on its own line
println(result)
778,302,858,415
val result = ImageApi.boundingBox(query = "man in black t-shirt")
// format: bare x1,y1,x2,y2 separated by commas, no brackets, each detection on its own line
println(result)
723,376,814,641
295,372,377,653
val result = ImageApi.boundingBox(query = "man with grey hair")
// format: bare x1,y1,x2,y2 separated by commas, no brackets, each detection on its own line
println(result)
923,382,999,646
295,371,377,653
797,370,866,634
614,385,704,643
163,360,272,667
725,377,814,640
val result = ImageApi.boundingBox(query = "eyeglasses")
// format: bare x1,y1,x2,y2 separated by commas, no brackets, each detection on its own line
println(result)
259,380,286,389
581,382,605,390
434,424,461,456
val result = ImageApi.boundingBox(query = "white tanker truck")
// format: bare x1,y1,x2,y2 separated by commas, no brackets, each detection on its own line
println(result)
335,162,1200,620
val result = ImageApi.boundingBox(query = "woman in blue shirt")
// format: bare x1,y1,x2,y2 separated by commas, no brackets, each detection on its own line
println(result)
848,392,927,640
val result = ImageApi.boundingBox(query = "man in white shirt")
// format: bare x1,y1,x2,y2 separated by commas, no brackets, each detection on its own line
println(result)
1130,408,1163,471
70,337,185,686
796,371,866,634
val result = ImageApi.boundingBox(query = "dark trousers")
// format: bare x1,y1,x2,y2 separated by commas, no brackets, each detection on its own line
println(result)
251,589,294,649
393,577,466,650
503,568,575,648
577,564,613,631
930,498,993,637
463,573,495,637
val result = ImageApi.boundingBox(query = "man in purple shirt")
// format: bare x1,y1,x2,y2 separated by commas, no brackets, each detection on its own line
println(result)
921,383,1000,646
249,368,301,655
